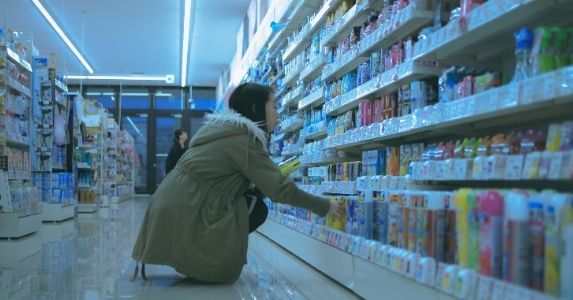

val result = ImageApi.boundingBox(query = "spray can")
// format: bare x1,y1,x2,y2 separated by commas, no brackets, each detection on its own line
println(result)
407,192,419,253
422,192,447,261
545,194,569,296
477,189,504,279
445,192,457,264
528,193,547,291
388,191,402,247
456,188,479,269
400,192,410,250
503,191,530,286
561,210,573,299
416,191,429,256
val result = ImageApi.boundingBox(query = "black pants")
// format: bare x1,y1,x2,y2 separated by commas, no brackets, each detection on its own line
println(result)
245,188,268,233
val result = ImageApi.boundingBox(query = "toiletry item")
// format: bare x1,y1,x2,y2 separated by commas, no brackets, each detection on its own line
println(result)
456,188,479,270
529,193,547,291
545,194,571,296
478,190,504,278
503,191,530,286
561,197,573,299
422,192,447,262
512,27,534,82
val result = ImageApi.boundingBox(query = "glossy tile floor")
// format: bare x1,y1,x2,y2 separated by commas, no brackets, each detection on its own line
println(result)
0,198,358,300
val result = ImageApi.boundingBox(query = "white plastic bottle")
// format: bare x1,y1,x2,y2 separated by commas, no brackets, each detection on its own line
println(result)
503,191,530,286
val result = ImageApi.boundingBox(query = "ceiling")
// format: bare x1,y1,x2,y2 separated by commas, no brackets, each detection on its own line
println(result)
1,0,250,86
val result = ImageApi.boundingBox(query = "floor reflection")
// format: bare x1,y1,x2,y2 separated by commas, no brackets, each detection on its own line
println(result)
0,199,314,300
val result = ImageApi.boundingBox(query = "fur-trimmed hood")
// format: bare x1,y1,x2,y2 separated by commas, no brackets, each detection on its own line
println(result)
190,109,268,148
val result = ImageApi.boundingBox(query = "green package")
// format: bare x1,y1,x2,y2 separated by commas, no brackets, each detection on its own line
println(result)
278,156,301,176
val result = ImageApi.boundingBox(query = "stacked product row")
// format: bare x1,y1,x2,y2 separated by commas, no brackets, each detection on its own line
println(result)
0,32,42,222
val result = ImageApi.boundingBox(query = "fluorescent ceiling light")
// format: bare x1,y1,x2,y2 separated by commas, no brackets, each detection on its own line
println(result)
126,117,143,137
31,0,94,74
65,75,171,82
181,0,192,87
156,93,173,97
86,92,114,96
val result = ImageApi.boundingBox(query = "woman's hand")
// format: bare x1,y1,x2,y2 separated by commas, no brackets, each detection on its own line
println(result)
328,199,344,218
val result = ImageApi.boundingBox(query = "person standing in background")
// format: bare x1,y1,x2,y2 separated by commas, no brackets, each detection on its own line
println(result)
165,129,188,174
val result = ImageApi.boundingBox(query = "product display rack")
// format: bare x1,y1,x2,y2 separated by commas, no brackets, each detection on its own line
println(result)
0,39,42,238
237,0,573,299
115,130,135,202
31,54,75,223
102,118,118,206
75,99,107,214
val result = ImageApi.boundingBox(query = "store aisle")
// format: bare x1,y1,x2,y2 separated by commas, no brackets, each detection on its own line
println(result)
0,198,358,300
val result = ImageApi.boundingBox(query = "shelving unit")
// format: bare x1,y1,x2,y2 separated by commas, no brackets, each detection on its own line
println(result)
238,0,573,299
0,42,42,238
75,98,107,213
102,118,118,206
31,54,75,223
115,130,135,202
258,218,456,300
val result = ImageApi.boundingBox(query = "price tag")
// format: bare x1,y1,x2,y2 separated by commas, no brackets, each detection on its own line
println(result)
548,151,565,179
504,284,520,300
505,154,525,180
434,262,447,289
557,66,573,97
538,151,553,179
522,152,541,179
490,280,506,300
475,275,493,300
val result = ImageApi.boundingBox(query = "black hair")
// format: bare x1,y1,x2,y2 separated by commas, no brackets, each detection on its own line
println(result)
228,82,274,131
173,129,186,143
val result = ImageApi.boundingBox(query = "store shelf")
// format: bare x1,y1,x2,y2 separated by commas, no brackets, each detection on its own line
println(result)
413,0,561,64
282,149,303,157
302,156,358,167
322,50,368,82
353,257,456,300
54,79,68,93
320,1,371,48
77,203,98,213
0,212,41,239
41,202,75,223
7,172,31,181
76,162,94,170
6,138,30,148
283,118,304,133
282,86,305,108
258,220,355,289
268,0,322,53
321,2,435,83
327,67,573,152
299,56,327,83
283,66,304,88
359,2,434,56
325,61,443,117
413,178,573,192
6,77,33,98
298,88,325,110
4,47,33,73
282,0,334,62
303,129,327,141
